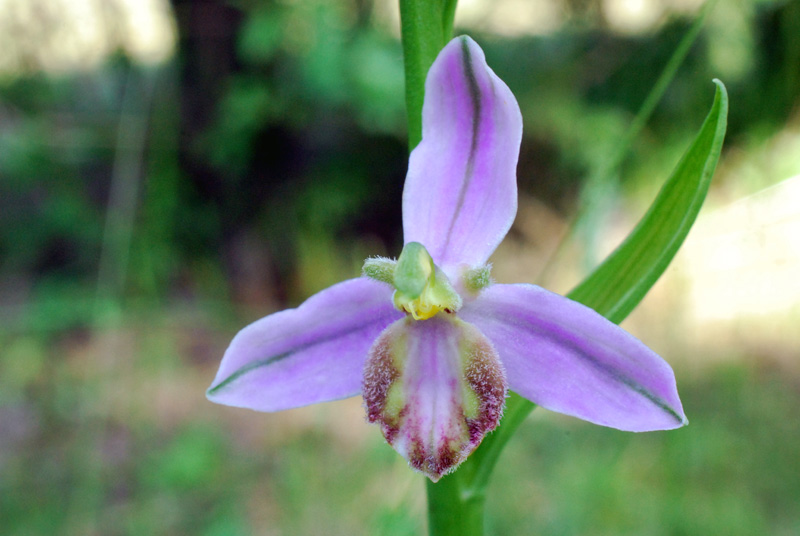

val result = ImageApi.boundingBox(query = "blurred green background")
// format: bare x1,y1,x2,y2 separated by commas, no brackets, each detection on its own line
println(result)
1,0,800,534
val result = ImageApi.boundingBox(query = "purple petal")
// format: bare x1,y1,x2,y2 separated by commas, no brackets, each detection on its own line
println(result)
362,316,506,481
460,284,686,432
402,36,522,270
207,278,402,412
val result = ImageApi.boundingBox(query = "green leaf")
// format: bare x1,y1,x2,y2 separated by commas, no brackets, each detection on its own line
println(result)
569,79,729,324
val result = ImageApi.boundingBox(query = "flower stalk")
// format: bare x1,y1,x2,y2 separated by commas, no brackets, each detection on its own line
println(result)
426,472,484,536
399,0,459,149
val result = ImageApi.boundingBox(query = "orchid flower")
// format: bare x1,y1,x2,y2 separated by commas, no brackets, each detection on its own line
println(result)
207,36,687,482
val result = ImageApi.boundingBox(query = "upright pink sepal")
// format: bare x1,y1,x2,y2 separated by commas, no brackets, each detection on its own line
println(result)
402,36,522,270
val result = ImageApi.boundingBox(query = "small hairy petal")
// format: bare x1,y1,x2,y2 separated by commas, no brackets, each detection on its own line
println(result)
363,316,506,481
460,284,687,432
207,278,402,411
362,256,397,285
402,36,522,269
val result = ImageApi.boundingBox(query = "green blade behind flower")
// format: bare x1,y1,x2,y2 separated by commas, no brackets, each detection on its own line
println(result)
399,0,460,149
569,79,728,324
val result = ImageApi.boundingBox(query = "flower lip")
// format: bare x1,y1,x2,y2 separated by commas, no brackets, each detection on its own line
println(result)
363,314,507,481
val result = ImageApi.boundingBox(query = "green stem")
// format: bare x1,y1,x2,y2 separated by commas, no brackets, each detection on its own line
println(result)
426,469,484,536
399,0,458,149
441,0,458,39
463,393,535,486
397,2,481,533
426,394,537,534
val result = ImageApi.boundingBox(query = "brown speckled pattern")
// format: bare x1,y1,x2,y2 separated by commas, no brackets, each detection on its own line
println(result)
362,316,506,481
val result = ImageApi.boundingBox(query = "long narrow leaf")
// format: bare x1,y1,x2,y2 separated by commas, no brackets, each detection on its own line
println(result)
569,79,728,323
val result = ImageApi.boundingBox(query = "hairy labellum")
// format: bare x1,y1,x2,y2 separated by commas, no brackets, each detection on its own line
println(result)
363,316,505,481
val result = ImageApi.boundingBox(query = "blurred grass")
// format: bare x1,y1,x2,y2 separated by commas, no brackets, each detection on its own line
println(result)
2,318,800,534
488,363,800,535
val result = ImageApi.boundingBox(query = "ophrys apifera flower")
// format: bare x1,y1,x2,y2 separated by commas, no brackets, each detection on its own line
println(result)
207,36,686,482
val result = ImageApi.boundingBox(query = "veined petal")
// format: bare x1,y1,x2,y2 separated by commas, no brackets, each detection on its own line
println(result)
402,36,522,269
362,316,506,481
460,284,686,432
208,277,402,412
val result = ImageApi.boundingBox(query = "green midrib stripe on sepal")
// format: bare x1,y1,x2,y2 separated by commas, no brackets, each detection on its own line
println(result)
440,36,483,255
207,311,400,397
207,350,295,397
557,329,687,426
614,371,686,426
